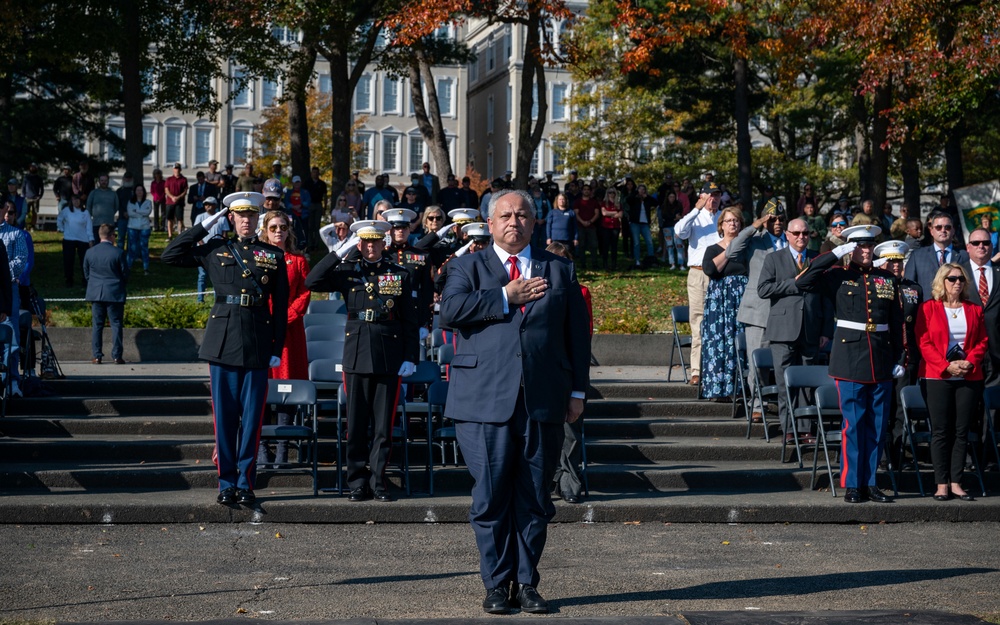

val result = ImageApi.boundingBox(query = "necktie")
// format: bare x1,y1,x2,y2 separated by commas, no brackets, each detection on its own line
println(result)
980,267,989,303
508,257,524,313
939,249,947,266
796,252,805,271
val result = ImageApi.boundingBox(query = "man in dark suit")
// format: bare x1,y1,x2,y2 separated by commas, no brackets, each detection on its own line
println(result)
440,189,590,615
83,224,129,365
903,210,968,301
187,171,219,225
963,227,1000,385
758,218,825,447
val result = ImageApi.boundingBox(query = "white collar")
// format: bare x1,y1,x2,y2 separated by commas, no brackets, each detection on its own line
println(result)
493,243,531,267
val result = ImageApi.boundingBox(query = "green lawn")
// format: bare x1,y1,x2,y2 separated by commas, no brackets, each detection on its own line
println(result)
32,230,686,333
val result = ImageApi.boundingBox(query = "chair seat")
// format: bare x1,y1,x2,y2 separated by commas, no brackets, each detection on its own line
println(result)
261,425,313,439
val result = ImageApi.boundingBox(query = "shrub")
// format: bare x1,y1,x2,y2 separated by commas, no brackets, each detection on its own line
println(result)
596,311,651,334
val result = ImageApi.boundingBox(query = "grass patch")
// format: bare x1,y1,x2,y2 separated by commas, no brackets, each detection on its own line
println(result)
978,614,1000,625
31,230,686,332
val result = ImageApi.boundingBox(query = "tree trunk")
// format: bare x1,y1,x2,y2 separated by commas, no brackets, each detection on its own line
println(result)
944,123,965,195
514,11,547,190
852,94,872,202
869,80,892,211
0,75,12,183
409,48,453,180
733,55,752,208
784,122,799,218
900,130,921,217
286,42,317,179
120,0,145,185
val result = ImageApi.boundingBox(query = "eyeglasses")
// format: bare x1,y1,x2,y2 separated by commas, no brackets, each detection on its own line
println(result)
268,224,289,232
969,240,991,247
786,230,809,236
945,276,966,283
337,199,346,203
831,222,847,228
933,225,953,231
425,215,443,221
721,219,741,225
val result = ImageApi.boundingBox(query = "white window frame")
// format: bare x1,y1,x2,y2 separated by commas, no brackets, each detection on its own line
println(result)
506,139,512,172
506,85,512,123
551,83,568,122
318,74,331,93
164,118,187,166
383,75,400,114
231,68,253,109
261,78,281,108
381,133,401,173
355,74,373,113
354,131,375,171
486,145,494,180
552,140,566,172
487,95,495,134
487,40,496,71
470,56,479,83
437,77,454,117
142,121,158,165
230,120,254,165
106,120,125,162
530,144,542,177
408,134,425,174
193,121,214,167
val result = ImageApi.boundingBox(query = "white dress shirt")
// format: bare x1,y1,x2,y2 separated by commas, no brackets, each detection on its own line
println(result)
675,207,721,267
971,260,993,298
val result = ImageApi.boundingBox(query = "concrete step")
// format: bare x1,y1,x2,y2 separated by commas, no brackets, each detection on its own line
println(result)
5,396,214,417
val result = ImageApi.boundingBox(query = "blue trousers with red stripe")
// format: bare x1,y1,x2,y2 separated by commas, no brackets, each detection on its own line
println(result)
209,364,269,492
836,379,892,489
344,372,402,491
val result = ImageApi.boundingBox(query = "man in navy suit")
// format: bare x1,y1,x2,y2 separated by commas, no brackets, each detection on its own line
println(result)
903,210,968,301
83,224,129,364
440,189,590,615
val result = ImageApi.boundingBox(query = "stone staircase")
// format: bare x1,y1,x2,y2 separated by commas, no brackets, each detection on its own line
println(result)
1,363,998,524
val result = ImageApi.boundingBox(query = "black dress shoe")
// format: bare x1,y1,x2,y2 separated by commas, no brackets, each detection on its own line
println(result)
843,488,862,503
933,493,952,502
347,486,371,502
562,493,581,504
952,491,976,501
867,486,893,503
482,584,511,614
217,487,237,505
373,489,394,502
236,489,256,505
513,584,549,614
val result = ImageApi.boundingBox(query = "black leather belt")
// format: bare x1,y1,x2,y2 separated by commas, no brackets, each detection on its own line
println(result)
349,310,396,322
216,294,266,307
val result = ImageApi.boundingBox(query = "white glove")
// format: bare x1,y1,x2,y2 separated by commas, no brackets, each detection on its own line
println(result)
419,327,429,340
436,222,457,238
892,364,905,379
269,356,281,369
872,258,888,268
832,242,857,259
335,233,360,259
200,207,229,231
398,361,416,377
454,241,474,257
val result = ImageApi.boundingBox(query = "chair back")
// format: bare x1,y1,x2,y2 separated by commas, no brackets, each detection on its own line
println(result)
900,384,926,413
751,347,773,372
305,325,345,342
308,358,343,383
784,365,832,392
405,360,442,386
983,385,1000,411
671,305,689,325
814,384,841,415
438,343,455,366
307,340,344,363
427,380,449,407
307,299,347,315
266,378,317,407
0,324,11,344
303,313,347,329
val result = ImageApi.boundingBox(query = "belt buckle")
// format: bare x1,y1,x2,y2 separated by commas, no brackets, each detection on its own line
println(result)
239,294,252,307
865,322,877,332
361,309,376,322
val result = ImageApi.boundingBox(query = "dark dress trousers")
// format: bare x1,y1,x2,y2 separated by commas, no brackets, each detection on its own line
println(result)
305,251,420,492
440,246,590,589
83,241,129,361
162,224,289,492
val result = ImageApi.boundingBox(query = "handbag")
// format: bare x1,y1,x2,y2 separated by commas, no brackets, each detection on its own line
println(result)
945,343,967,362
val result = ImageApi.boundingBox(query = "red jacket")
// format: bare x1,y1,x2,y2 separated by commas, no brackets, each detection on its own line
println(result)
916,299,988,381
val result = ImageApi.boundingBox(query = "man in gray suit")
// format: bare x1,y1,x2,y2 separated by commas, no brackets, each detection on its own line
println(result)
727,200,788,419
84,223,129,364
758,218,827,444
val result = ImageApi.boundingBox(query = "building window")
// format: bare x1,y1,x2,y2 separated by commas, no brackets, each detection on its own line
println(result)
382,134,399,172
506,85,512,123
486,41,495,71
530,145,540,176
165,125,184,164
505,27,512,59
552,84,567,121
383,76,399,114
638,142,653,163
486,147,494,179
232,126,252,164
531,83,538,120
261,79,279,108
469,57,479,83
318,74,331,93
506,140,512,172
437,78,453,117
576,84,591,120
195,127,212,165
355,74,372,112
552,140,566,172
107,125,124,161
232,68,251,108
271,25,299,44
409,136,424,173
354,132,374,171
487,95,494,134
142,125,156,164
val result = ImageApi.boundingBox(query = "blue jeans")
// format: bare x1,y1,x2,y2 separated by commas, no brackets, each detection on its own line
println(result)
661,227,686,266
630,222,654,262
197,267,208,302
128,228,151,270
117,217,128,250
2,284,20,384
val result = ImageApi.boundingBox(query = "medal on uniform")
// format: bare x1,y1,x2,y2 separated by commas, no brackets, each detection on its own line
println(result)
261,275,269,284
386,299,394,309
366,282,374,293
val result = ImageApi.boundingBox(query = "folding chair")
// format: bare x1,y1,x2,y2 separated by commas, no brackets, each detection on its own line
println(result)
748,348,777,442
396,361,444,493
812,384,842,496
305,325,346,342
667,306,691,382
0,324,11,417
981,386,1000,470
307,339,345,364
309,358,345,495
259,379,320,496
303,313,348,330
427,381,456,472
307,299,347,315
731,330,750,421
899,385,987,497
782,365,832,467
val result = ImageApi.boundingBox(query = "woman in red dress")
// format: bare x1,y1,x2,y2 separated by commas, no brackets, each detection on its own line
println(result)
257,209,311,466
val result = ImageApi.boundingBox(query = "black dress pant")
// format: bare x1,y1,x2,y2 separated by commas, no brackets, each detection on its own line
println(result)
62,239,89,287
344,372,400,491
923,378,981,485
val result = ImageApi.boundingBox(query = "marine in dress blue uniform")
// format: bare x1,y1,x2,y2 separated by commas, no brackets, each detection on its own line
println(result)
797,225,904,503
161,192,289,505
384,208,435,330
304,220,420,501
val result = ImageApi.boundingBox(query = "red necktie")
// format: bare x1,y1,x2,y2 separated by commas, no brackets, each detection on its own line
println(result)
939,249,947,266
980,267,989,304
508,257,524,313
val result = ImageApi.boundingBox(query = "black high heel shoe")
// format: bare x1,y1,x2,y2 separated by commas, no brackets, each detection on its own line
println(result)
932,492,952,502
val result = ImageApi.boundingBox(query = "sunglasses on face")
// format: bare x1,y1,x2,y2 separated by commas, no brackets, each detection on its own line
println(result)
786,230,809,236
969,240,991,246
426,215,443,221
933,225,953,231
268,224,289,232
945,276,966,283
831,222,847,227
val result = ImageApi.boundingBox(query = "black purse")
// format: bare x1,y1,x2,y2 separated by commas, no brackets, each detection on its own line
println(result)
946,343,967,362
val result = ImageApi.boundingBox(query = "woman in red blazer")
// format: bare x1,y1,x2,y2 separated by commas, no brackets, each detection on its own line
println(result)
915,263,988,502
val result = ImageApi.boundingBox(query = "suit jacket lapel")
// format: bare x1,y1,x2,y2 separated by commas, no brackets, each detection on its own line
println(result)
522,254,548,318
484,247,509,286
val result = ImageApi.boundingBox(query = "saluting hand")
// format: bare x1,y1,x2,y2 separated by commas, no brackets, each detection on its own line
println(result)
506,277,548,306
